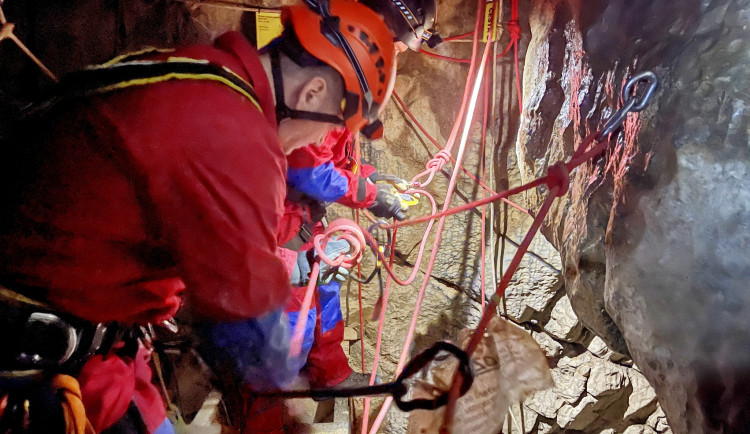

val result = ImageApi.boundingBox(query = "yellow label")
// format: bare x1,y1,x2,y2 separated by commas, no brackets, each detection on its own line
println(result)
482,1,498,42
256,11,283,49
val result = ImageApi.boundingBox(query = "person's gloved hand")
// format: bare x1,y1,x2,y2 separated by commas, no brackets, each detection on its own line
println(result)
320,266,349,284
368,184,407,220
367,171,410,191
308,200,327,224
318,237,354,283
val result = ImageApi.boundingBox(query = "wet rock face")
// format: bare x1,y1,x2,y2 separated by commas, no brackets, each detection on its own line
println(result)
521,0,750,432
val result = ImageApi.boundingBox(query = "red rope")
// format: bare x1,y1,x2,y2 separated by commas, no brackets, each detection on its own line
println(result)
444,30,475,41
438,127,605,431
440,186,558,432
508,0,523,115
360,228,398,433
420,49,513,63
356,211,366,373
420,50,473,63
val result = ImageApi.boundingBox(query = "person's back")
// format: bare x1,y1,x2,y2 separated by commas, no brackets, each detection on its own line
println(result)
0,31,288,325
0,0,399,430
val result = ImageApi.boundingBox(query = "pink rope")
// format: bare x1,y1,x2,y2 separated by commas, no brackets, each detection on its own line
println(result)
367,7,493,431
392,92,531,217
288,263,320,357
356,211,366,373
480,66,491,310
410,0,485,188
360,228,398,433
361,190,438,286
289,219,366,357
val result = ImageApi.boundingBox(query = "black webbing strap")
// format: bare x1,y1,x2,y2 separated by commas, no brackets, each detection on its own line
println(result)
25,58,262,117
269,47,346,126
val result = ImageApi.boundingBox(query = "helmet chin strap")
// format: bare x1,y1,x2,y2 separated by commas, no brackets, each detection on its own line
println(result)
270,47,346,126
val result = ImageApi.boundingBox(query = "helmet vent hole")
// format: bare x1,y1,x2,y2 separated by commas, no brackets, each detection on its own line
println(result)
348,25,355,32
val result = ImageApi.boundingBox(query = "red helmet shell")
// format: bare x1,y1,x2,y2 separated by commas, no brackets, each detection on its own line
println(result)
283,0,397,134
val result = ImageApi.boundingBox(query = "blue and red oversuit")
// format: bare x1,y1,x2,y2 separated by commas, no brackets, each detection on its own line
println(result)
282,128,380,389
285,238,354,389
0,31,290,433
286,127,377,208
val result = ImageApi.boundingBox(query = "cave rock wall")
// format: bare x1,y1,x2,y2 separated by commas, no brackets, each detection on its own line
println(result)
518,0,750,432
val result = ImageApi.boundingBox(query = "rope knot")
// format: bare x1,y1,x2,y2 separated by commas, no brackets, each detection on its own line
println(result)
507,19,521,41
313,218,365,269
545,162,570,197
0,23,15,41
426,150,451,171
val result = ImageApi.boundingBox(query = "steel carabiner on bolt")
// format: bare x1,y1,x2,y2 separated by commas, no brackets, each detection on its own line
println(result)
599,71,658,138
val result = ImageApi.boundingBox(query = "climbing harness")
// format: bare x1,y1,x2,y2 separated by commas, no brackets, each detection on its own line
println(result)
252,341,473,411
0,284,137,433
24,55,261,119
0,285,119,375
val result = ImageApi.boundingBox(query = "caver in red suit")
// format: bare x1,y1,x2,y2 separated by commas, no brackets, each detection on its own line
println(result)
282,127,412,389
286,126,377,208
0,31,289,433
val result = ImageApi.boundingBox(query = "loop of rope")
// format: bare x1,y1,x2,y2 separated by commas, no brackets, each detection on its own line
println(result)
312,218,366,269
411,149,451,187
290,219,366,358
427,150,451,170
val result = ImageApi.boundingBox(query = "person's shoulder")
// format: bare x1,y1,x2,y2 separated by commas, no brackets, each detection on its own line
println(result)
213,31,259,61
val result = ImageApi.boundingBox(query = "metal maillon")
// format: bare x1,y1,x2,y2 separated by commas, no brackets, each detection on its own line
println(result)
250,341,474,412
599,71,658,138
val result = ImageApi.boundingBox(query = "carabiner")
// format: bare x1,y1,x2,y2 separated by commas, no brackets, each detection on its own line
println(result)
623,71,658,112
600,70,658,137
392,341,474,411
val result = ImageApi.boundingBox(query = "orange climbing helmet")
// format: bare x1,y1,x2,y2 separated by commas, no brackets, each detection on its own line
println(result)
275,0,397,138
